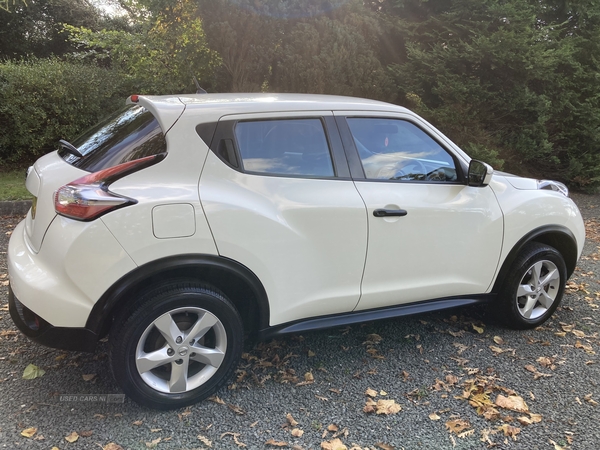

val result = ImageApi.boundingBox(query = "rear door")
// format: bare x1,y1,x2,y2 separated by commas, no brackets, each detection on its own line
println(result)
335,112,504,311
199,112,368,326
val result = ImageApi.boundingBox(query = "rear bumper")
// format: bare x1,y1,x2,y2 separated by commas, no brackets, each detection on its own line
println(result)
9,286,98,352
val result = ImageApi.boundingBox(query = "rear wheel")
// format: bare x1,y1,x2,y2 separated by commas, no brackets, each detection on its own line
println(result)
497,242,567,329
110,282,243,409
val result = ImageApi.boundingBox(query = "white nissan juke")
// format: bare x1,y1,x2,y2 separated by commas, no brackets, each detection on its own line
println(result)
8,93,585,409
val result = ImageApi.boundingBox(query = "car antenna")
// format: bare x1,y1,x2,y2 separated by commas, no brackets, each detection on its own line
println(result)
192,76,207,94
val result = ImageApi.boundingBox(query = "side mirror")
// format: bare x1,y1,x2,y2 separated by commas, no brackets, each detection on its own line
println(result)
467,160,493,187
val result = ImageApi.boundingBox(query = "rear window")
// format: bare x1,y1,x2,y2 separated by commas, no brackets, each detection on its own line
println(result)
59,105,167,172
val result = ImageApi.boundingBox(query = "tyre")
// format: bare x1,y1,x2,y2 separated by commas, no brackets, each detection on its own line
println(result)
110,282,243,409
497,242,567,329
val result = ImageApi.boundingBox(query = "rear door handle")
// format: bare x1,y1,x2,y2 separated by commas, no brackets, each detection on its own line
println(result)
373,209,408,217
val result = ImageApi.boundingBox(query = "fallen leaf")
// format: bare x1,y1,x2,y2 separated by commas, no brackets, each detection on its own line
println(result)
445,419,470,434
291,428,304,437
308,350,316,357
493,336,505,345
65,431,79,443
82,374,96,382
429,412,441,421
221,432,247,447
499,424,521,440
472,324,484,334
529,413,542,423
304,372,314,382
365,333,382,343
21,427,37,438
517,416,533,425
208,396,225,405
22,364,45,379
145,437,161,448
549,439,565,450
198,434,212,447
321,438,347,450
79,430,93,437
266,439,288,447
575,340,595,354
375,399,401,415
458,429,475,438
490,346,506,355
376,443,395,450
286,413,298,427
103,444,124,450
327,424,339,432
495,394,529,413
365,388,377,398
133,420,143,426
228,404,245,415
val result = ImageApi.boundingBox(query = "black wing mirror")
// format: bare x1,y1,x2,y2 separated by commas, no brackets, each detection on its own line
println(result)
468,160,493,187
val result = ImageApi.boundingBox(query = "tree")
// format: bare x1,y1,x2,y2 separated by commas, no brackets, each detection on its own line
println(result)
67,0,219,94
386,0,600,187
0,0,104,59
271,7,395,100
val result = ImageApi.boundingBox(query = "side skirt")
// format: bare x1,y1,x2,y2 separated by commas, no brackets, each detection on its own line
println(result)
258,295,495,340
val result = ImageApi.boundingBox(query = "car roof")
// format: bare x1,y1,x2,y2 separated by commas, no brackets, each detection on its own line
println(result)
143,93,408,115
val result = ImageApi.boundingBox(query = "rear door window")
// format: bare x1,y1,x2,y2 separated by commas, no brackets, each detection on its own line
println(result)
234,118,335,177
59,105,167,172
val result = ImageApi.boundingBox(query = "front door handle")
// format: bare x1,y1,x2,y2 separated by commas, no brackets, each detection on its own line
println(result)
373,208,408,218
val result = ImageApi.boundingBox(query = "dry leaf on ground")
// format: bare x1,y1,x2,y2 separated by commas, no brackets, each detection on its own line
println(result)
321,438,347,450
22,364,45,380
266,439,288,447
65,431,79,443
445,419,471,434
495,395,529,413
21,427,37,438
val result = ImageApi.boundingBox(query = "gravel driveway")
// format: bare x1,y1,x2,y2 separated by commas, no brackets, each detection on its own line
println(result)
1,193,599,450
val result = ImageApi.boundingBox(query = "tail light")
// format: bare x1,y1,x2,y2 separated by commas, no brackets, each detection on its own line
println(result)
54,154,165,221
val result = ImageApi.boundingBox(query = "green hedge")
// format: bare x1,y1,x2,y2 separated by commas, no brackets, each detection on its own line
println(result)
0,58,128,166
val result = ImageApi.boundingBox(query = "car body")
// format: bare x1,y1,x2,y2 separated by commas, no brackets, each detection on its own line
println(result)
8,93,585,408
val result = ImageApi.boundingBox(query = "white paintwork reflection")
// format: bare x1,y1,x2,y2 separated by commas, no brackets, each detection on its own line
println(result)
200,151,368,326
24,152,88,253
8,218,136,327
354,182,504,310
489,175,585,264
152,204,196,239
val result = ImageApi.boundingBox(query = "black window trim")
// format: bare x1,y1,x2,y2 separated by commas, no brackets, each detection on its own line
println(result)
336,115,467,185
208,115,351,180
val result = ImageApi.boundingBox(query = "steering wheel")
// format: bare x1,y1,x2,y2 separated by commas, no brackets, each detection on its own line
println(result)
387,159,427,180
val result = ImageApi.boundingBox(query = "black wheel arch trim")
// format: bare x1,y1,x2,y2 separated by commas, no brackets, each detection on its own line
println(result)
85,254,270,339
492,224,579,293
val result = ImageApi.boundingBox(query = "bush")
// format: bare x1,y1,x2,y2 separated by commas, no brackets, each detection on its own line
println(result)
0,58,128,166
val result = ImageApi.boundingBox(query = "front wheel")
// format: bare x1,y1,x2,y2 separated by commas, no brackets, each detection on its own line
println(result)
497,242,567,329
110,283,243,409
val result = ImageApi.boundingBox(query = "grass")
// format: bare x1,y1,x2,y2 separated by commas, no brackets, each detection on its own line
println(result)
0,169,32,201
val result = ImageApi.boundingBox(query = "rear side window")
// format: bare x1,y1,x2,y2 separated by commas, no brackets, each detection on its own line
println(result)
59,105,167,172
234,118,335,177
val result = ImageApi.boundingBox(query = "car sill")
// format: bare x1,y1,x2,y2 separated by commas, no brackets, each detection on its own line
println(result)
258,294,495,340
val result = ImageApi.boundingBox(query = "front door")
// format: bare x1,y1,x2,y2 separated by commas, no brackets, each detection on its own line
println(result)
336,112,504,311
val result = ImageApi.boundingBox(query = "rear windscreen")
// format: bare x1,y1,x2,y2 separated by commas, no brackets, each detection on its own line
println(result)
59,105,167,172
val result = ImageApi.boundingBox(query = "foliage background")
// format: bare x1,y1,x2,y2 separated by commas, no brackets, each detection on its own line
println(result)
1,0,599,189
